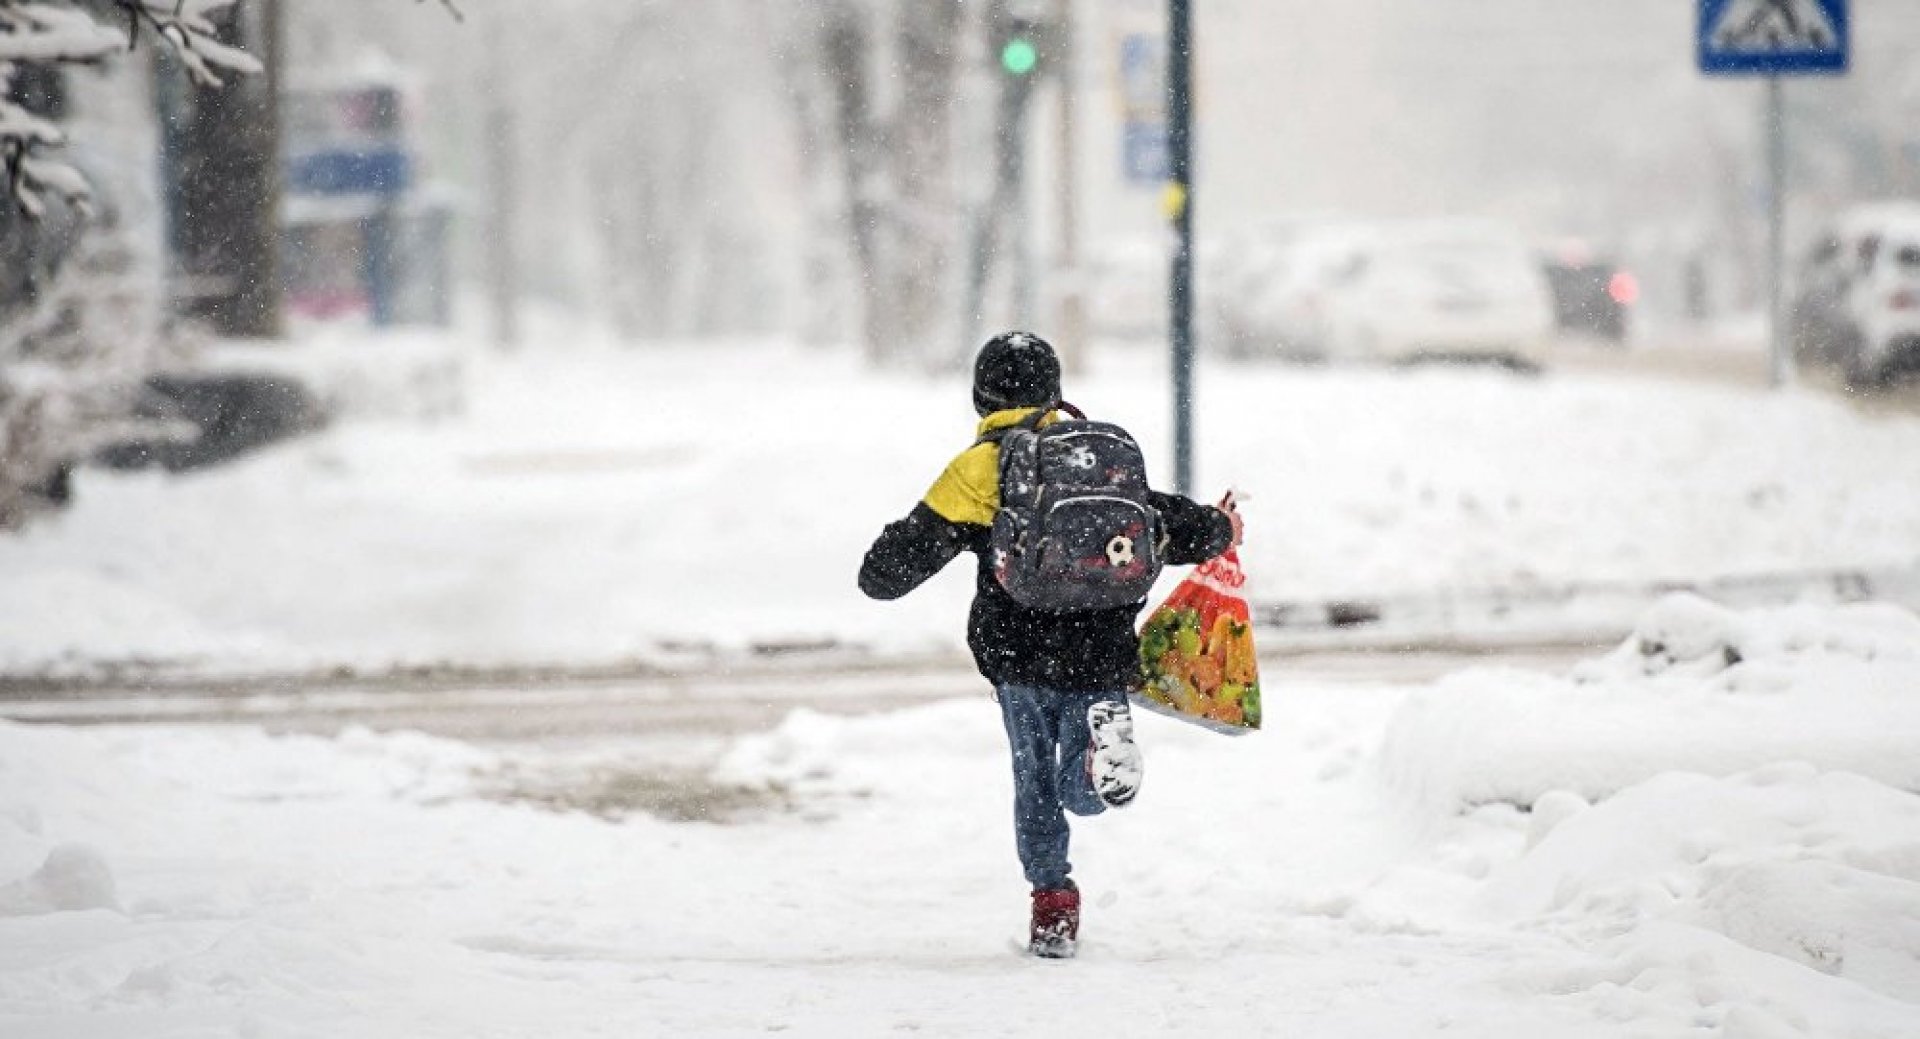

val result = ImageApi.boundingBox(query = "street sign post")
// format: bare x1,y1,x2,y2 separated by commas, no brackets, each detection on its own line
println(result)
1697,0,1849,389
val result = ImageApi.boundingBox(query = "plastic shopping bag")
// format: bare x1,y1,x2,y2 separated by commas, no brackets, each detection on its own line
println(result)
1133,547,1261,735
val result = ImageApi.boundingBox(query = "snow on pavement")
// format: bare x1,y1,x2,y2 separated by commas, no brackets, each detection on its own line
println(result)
3,337,1919,674
3,599,1917,1037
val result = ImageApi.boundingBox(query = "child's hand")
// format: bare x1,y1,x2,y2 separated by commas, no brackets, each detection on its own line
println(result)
1217,492,1244,549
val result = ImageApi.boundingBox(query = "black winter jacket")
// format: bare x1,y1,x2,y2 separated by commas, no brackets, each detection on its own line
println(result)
858,410,1234,691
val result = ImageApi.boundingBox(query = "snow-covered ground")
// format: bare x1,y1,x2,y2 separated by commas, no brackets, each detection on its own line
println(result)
3,598,1917,1037
2,334,1917,675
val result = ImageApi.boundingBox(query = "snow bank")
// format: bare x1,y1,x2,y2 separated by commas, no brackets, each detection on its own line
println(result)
0,718,493,886
0,844,118,916
1483,765,1920,1031
1484,766,1920,928
1698,859,1920,998
714,701,1007,798
1379,594,1920,810
1359,603,1920,1032
205,331,467,421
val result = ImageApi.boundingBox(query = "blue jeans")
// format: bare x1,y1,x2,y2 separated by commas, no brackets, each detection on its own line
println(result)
996,683,1123,890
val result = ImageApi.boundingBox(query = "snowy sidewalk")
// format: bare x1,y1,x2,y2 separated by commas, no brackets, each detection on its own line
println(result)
0,684,1634,1037
4,597,1918,1037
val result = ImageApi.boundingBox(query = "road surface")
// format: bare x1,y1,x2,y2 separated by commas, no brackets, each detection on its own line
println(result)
0,645,1595,821
1551,338,1920,417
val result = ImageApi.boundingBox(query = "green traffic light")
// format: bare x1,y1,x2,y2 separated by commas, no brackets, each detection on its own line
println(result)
1001,37,1038,75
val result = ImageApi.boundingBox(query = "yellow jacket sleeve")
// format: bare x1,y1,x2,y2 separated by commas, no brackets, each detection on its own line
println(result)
922,443,999,526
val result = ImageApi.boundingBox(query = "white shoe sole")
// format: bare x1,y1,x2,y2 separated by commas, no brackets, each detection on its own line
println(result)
1087,701,1143,808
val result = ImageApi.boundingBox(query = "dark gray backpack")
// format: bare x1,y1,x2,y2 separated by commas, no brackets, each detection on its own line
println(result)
983,403,1162,610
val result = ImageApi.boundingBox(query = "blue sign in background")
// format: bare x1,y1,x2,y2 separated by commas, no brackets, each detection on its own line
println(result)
1118,32,1170,184
1119,34,1165,117
1123,121,1168,184
287,149,412,197
1698,0,1848,75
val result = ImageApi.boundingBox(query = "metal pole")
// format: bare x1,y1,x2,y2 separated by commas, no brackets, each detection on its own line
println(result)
1014,123,1035,327
1053,0,1086,375
1766,74,1789,388
1168,0,1195,495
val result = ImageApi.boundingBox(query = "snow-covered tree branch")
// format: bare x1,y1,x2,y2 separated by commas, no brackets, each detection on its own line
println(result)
0,0,262,217
1,2,269,526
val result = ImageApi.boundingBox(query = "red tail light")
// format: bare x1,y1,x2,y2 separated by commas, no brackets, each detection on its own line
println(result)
1607,271,1640,306
1891,288,1920,310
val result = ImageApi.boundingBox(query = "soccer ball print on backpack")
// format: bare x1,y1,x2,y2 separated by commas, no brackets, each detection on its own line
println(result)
983,402,1163,611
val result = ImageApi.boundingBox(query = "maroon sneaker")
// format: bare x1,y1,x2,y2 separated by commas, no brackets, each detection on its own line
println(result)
1029,884,1081,959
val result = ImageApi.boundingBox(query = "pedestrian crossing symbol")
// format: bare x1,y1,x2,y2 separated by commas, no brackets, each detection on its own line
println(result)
1698,0,1848,75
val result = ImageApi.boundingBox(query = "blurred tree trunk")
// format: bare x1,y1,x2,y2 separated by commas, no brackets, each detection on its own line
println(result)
821,3,886,364
887,0,965,367
779,34,853,349
484,10,521,350
535,3,774,345
821,0,968,366
171,0,283,340
591,89,719,343
661,97,723,336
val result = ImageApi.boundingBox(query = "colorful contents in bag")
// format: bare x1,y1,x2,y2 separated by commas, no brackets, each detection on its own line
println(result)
1136,549,1262,731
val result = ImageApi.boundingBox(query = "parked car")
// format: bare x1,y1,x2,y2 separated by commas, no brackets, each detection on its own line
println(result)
93,371,324,473
1201,216,1337,361
1246,219,1554,369
1790,201,1920,387
1540,246,1634,344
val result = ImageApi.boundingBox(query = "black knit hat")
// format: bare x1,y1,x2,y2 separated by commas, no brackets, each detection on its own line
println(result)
972,331,1062,416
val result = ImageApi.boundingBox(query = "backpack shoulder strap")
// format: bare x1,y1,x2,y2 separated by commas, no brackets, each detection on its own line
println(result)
973,401,1084,446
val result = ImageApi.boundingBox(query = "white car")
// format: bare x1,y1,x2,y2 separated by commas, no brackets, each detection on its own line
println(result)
1791,204,1920,387
1262,220,1555,368
1201,216,1340,361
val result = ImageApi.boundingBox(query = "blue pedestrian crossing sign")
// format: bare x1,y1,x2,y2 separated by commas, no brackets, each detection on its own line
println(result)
1698,0,1848,75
